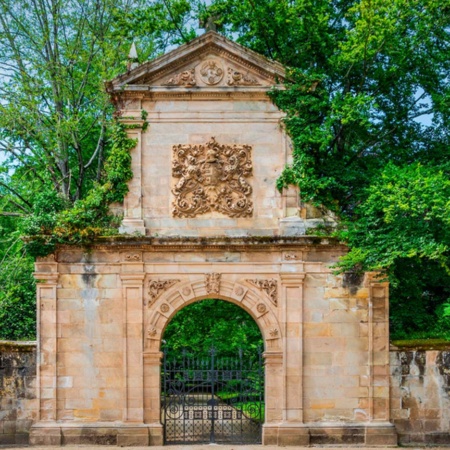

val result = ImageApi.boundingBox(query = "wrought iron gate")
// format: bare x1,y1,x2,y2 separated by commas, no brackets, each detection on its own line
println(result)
161,348,264,444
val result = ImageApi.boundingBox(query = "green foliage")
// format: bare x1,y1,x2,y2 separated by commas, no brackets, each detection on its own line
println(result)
205,0,450,339
22,121,137,257
163,299,263,359
0,224,36,340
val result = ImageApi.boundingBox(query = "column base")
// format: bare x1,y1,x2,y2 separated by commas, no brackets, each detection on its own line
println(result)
119,219,146,235
29,422,163,446
263,422,397,446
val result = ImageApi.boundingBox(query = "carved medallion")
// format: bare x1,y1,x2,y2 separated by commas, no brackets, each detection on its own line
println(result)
227,68,260,86
235,286,244,296
256,303,267,313
182,286,192,296
199,60,224,85
160,303,170,313
163,68,196,87
148,279,180,304
205,273,221,294
247,279,278,306
172,137,253,218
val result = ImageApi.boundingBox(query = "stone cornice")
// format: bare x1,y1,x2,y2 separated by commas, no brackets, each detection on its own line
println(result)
55,235,346,253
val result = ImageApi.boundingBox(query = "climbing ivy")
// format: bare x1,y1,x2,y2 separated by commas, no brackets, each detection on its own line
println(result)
23,120,139,257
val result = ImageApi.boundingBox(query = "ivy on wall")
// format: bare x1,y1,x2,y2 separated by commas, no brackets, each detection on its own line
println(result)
23,119,140,258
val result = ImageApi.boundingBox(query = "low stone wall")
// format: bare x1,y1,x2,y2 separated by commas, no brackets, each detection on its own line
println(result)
390,348,450,445
0,340,37,445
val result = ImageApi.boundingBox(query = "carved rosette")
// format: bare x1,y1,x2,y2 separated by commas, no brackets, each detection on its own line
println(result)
172,137,253,218
163,68,196,87
199,60,224,85
205,273,221,294
246,279,278,306
148,279,180,305
227,68,260,86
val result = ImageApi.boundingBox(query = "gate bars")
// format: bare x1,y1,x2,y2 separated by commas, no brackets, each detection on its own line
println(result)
161,347,264,444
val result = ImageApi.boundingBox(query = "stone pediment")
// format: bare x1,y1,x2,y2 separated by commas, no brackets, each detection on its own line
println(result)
108,31,285,94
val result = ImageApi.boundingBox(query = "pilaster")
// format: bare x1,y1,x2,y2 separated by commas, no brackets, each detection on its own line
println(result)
119,118,146,235
34,260,59,423
121,261,145,423
280,273,306,423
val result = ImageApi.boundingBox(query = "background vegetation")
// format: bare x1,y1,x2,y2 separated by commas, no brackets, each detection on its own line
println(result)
0,0,449,341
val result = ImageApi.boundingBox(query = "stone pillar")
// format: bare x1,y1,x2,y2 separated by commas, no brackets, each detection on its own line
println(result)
30,258,62,446
275,273,309,446
119,117,146,235
262,351,283,445
365,278,397,445
143,351,164,445
280,273,305,422
120,261,145,423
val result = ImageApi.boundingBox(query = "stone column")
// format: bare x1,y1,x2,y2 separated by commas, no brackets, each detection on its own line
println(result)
119,117,146,235
30,258,62,446
280,273,306,422
120,265,145,423
143,351,164,445
276,273,309,446
262,351,283,445
365,277,397,445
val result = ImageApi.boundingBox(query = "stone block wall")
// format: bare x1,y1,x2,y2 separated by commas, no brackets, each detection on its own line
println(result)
390,349,450,445
0,341,37,445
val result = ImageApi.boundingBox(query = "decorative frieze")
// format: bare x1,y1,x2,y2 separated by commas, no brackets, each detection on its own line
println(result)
172,137,253,218
246,278,278,306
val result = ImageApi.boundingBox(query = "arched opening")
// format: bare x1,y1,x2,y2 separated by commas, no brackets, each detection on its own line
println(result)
160,298,265,445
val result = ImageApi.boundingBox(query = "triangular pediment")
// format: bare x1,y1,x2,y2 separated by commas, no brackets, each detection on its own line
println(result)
109,31,285,92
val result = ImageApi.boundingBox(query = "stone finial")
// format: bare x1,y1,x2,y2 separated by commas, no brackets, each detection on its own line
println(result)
127,42,139,71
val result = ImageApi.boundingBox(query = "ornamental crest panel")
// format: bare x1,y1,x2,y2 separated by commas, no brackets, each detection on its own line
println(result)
172,137,253,218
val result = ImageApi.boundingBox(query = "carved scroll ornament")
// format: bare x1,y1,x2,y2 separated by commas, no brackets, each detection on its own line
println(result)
148,279,180,304
227,68,260,86
163,68,196,87
172,137,253,218
246,279,278,306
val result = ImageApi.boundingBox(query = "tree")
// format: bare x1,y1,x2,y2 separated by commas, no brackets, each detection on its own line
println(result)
0,0,198,339
203,0,450,338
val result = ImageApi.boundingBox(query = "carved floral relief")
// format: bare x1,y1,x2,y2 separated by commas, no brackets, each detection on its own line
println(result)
163,68,196,87
205,273,221,294
227,68,260,86
172,137,253,218
246,279,278,306
148,279,180,304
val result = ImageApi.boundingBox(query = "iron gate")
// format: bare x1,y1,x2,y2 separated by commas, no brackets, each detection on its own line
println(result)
161,347,264,444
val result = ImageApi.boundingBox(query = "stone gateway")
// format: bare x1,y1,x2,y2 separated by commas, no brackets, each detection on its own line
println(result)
30,32,397,446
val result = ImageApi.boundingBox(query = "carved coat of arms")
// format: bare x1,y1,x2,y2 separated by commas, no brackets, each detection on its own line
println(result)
172,137,253,218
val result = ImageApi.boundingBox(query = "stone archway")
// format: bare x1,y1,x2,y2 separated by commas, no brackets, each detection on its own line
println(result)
142,275,283,443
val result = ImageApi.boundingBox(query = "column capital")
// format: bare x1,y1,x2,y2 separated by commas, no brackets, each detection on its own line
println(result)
280,273,306,286
120,273,145,285
143,351,164,364
33,273,59,284
263,351,283,363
